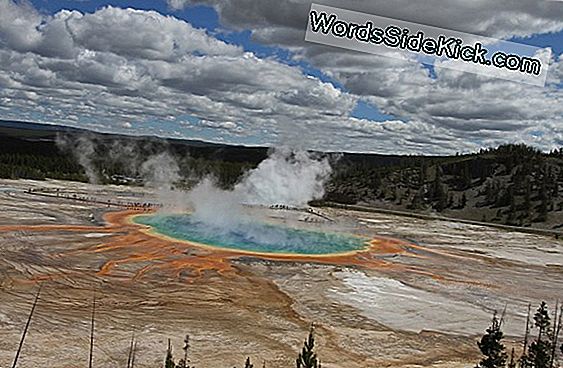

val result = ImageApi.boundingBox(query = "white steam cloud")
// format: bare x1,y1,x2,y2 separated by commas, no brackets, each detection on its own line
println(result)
186,177,244,228
141,152,187,211
185,147,333,230
56,133,99,184
234,147,332,207
141,152,181,191
56,134,185,197
56,134,334,232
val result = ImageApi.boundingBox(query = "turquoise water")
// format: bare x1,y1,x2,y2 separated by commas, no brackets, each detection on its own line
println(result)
134,214,369,255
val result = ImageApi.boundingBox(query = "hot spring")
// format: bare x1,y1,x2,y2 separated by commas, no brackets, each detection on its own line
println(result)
134,214,370,255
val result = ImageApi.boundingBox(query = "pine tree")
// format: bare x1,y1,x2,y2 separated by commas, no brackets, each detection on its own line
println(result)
173,334,193,368
296,325,321,368
538,182,548,222
475,313,507,368
432,166,447,212
420,161,427,186
460,193,467,209
534,302,552,341
244,357,254,368
549,303,562,368
409,189,424,210
462,163,472,189
524,178,531,218
436,191,447,212
528,302,553,368
529,340,552,368
165,339,176,368
177,334,190,368
507,348,516,368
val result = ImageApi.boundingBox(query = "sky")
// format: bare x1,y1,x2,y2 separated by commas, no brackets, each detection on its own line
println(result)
0,0,561,154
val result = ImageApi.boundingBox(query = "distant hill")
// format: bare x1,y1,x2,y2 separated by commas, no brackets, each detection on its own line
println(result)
0,119,268,162
324,144,563,230
0,119,437,170
0,120,561,230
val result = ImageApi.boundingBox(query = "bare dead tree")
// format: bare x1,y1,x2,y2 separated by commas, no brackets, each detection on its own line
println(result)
127,333,135,368
183,334,190,367
499,303,508,328
130,339,137,368
522,303,532,357
550,301,562,368
89,293,96,368
11,285,42,368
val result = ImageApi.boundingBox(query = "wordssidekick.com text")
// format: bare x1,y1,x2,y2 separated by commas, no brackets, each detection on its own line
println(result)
309,10,543,76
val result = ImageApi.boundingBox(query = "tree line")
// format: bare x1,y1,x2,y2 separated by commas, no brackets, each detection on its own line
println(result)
164,325,322,368
165,301,563,368
325,144,563,226
1,129,562,226
476,302,563,368
8,287,562,368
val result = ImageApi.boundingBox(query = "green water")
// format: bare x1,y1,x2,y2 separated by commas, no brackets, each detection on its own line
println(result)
134,214,368,255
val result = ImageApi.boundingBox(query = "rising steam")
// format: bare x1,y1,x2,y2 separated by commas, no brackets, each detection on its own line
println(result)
233,147,332,207
185,147,333,232
57,133,334,231
56,134,185,194
140,152,181,190
56,133,99,184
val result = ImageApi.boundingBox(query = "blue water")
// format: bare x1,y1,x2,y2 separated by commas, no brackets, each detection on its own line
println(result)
134,214,369,255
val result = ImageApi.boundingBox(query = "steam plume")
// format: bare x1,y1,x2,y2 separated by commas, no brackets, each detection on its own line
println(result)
56,133,334,228
56,133,99,184
234,147,331,207
185,147,333,229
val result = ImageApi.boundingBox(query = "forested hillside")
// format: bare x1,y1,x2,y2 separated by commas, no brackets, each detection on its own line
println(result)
1,120,561,229
325,144,563,229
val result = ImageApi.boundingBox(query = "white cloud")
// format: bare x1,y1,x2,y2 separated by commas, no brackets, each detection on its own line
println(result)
0,2,359,147
165,0,563,152
0,0,43,52
0,0,562,154
169,0,563,40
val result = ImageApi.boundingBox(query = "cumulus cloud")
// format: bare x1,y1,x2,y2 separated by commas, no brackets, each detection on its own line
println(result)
0,0,43,52
169,0,563,40
166,0,563,152
0,0,561,155
0,2,358,146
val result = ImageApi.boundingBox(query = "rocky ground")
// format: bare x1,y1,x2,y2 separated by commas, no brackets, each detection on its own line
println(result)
0,179,561,368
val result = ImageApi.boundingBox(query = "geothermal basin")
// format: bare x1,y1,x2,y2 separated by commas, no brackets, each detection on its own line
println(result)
134,213,370,255
0,179,562,368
